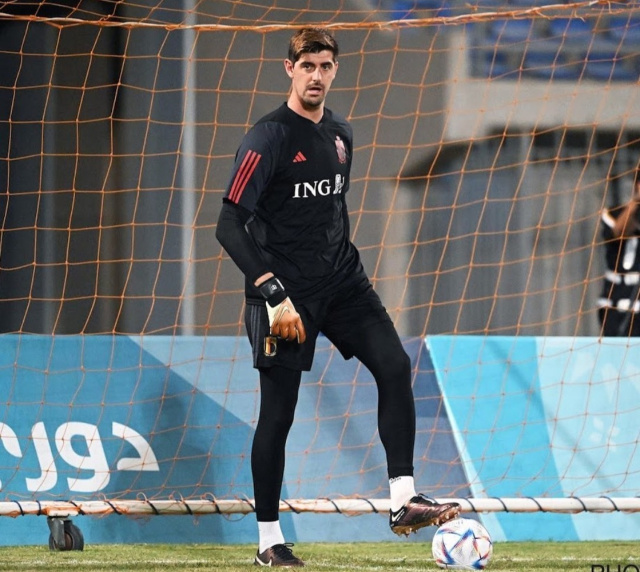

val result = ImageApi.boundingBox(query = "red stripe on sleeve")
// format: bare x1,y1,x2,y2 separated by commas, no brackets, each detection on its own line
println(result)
229,150,262,203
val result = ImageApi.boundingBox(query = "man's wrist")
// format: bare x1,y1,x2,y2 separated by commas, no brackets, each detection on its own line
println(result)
258,276,288,307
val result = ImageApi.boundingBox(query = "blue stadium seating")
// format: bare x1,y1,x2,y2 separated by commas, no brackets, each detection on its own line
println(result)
387,0,451,19
523,51,581,80
489,19,534,44
582,52,638,82
508,0,566,5
547,17,593,43
606,16,640,44
383,0,640,81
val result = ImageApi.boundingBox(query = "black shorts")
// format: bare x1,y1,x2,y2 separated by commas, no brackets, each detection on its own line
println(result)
245,279,393,371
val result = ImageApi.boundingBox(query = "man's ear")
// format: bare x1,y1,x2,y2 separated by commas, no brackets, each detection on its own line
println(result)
284,59,294,78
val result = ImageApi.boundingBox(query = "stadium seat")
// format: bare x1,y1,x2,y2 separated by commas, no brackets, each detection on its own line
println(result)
388,0,452,19
582,51,638,82
464,0,503,7
523,50,580,80
606,16,640,44
508,0,563,6
489,19,534,44
547,17,593,44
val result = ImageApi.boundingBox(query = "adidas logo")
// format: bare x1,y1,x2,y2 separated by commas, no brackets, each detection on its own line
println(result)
293,151,306,163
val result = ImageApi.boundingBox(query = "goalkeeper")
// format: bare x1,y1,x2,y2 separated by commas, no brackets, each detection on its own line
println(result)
216,26,459,567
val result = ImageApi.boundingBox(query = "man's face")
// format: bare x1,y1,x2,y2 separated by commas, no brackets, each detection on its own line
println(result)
285,50,338,111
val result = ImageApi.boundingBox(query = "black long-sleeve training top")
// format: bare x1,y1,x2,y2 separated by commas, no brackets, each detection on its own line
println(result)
216,102,367,303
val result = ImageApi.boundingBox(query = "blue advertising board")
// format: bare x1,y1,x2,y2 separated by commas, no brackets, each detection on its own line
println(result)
0,334,637,545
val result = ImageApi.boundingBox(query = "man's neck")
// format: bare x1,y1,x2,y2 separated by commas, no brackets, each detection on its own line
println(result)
287,97,324,124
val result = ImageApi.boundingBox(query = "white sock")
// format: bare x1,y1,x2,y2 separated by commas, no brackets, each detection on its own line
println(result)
258,520,285,553
389,476,417,513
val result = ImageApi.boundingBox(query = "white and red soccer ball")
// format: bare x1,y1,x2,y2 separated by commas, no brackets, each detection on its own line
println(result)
431,517,493,570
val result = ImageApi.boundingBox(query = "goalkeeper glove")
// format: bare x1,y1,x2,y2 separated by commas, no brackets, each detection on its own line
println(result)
258,276,307,343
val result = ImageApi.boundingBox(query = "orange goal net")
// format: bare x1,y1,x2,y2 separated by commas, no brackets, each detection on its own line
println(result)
1,0,639,338
0,0,639,544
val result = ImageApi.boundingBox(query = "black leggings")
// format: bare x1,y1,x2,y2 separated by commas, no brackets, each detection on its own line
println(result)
251,319,414,521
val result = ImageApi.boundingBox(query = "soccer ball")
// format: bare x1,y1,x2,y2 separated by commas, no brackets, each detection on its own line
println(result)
431,517,493,570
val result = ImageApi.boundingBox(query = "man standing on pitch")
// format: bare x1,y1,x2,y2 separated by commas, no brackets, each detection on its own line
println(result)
216,27,460,567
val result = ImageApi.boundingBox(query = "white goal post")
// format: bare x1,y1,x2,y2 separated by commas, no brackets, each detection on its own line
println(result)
8,497,640,519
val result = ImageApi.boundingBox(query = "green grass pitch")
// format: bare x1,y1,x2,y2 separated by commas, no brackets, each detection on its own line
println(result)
0,541,636,571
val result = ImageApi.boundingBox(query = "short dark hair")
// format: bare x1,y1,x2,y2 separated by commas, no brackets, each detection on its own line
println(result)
287,27,339,64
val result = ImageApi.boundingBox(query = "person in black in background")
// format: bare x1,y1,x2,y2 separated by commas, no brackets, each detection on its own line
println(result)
216,27,459,568
599,169,640,336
